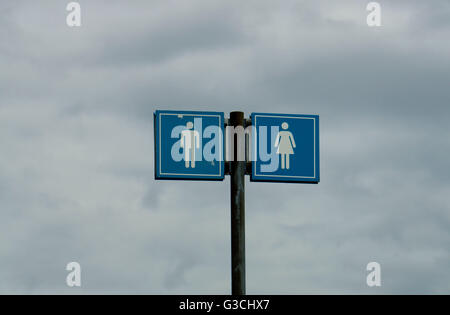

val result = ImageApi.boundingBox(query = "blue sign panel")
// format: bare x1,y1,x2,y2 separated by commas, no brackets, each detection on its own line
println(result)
250,113,319,183
154,110,225,180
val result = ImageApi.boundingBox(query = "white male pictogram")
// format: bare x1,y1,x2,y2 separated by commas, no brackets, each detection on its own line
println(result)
180,121,200,168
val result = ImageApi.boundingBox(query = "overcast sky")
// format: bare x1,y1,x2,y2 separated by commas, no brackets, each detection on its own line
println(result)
0,0,449,294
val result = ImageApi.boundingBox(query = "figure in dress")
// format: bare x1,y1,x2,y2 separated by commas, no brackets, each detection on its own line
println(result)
274,122,296,170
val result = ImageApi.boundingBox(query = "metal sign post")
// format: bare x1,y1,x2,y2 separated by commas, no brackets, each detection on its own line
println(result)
229,111,246,295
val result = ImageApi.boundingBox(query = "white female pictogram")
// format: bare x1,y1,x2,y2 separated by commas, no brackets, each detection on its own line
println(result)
274,122,296,170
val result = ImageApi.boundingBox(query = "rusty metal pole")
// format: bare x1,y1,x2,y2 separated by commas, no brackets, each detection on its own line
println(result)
229,111,246,295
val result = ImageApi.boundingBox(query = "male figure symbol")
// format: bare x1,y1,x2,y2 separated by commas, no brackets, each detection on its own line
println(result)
180,121,200,168
274,122,296,170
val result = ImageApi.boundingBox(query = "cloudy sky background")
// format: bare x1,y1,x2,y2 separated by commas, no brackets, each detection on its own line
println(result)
0,0,449,294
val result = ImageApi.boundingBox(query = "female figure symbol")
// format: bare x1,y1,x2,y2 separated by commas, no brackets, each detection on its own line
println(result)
274,122,296,170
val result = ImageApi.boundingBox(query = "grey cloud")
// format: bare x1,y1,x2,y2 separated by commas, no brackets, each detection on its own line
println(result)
0,0,449,294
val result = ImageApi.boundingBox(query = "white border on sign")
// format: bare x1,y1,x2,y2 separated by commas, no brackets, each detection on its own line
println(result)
159,113,223,177
253,114,316,179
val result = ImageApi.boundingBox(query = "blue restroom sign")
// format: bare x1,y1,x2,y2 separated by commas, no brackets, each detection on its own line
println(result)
154,110,225,180
250,112,319,183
